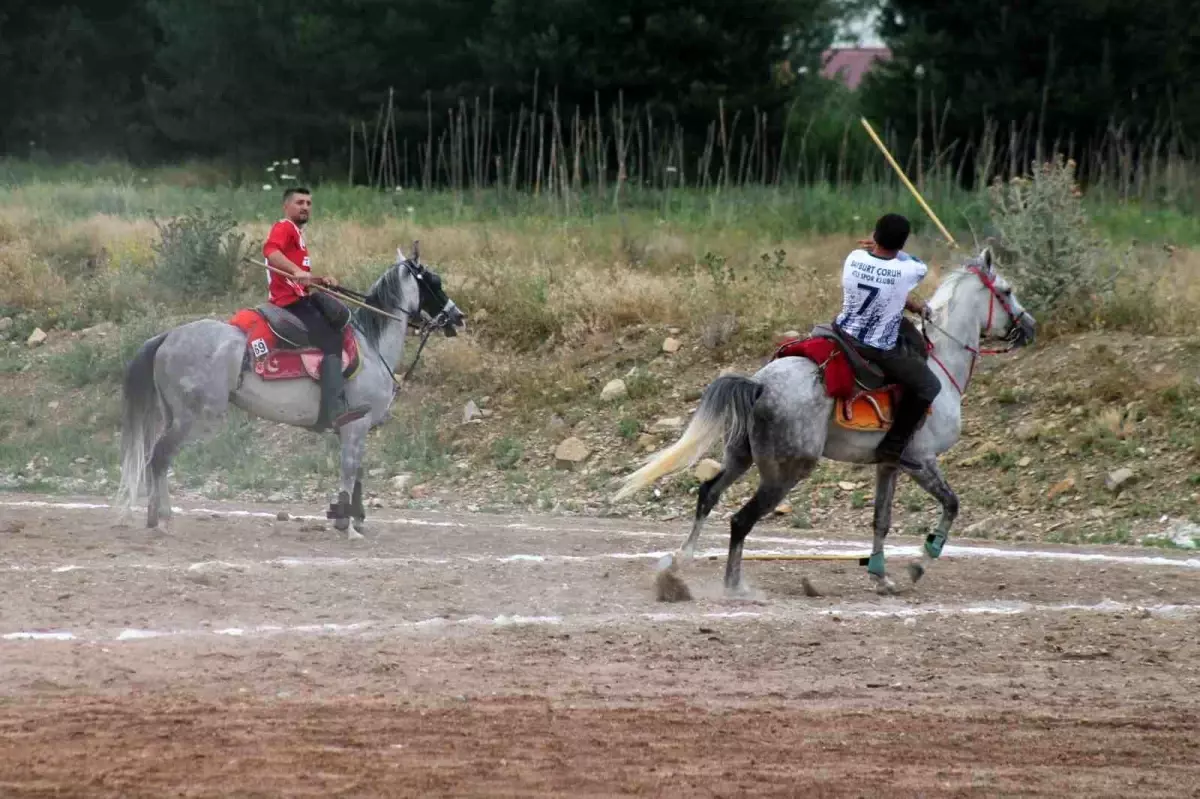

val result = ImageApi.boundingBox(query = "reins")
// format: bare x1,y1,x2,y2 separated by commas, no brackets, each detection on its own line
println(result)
920,266,1027,397
250,257,441,389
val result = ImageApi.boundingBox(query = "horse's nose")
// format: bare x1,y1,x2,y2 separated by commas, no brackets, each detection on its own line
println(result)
1017,314,1037,345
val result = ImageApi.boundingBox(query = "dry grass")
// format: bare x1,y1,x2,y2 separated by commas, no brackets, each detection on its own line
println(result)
0,205,1197,358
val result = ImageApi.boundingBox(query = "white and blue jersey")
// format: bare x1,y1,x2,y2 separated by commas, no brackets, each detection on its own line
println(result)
834,248,927,350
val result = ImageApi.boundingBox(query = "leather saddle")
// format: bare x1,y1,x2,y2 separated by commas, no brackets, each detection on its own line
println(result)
255,303,314,350
808,323,889,391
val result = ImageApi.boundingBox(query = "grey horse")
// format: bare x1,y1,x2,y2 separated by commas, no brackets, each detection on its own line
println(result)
115,244,465,538
614,246,1036,595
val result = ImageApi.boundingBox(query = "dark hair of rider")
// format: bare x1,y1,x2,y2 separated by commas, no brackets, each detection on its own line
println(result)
873,213,911,252
282,186,311,202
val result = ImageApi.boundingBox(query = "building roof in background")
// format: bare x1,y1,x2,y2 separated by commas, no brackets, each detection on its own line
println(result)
821,47,891,89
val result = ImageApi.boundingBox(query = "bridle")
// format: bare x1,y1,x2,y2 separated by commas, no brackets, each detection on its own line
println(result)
923,265,1032,396
335,258,458,390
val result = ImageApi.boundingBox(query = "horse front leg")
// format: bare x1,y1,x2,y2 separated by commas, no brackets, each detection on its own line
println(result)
868,464,900,595
350,469,366,534
329,420,370,541
903,458,958,585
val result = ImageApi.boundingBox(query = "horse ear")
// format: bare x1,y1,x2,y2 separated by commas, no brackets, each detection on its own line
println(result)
983,237,997,272
397,246,405,262
411,240,421,264
980,245,995,273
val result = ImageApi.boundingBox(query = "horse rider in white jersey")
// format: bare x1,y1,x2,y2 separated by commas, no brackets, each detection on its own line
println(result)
833,212,940,470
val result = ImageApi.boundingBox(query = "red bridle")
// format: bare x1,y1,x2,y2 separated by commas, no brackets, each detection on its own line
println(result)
927,265,1028,396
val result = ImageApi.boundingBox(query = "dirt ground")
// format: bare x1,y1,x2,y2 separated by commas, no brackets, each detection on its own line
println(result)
2,495,1199,797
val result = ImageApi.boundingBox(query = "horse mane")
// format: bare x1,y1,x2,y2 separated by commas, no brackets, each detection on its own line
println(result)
929,268,971,314
352,263,408,347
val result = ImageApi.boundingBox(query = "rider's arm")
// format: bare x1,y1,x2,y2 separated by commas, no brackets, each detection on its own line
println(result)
265,250,311,283
905,296,932,318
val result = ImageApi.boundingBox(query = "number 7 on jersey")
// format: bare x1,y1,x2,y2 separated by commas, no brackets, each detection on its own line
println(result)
856,283,880,315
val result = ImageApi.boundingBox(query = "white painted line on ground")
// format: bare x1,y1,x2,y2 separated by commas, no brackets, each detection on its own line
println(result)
5,499,1199,572
0,549,819,574
3,601,1199,646
0,499,908,546
7,541,1200,576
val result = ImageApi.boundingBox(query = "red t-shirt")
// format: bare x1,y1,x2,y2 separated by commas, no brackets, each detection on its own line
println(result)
262,219,311,306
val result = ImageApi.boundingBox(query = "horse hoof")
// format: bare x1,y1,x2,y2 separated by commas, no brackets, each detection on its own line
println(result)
873,577,898,596
333,517,350,532
908,562,926,584
347,528,364,542
352,518,365,534
655,569,692,602
724,584,757,601
801,577,822,597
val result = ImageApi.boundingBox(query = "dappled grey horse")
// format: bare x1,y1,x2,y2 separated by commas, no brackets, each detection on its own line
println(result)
614,246,1037,595
116,244,464,538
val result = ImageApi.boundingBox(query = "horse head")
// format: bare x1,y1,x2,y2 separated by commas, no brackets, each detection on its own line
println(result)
392,240,466,337
960,245,1037,348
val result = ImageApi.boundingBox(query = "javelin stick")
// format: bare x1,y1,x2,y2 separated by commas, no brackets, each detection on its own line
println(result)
859,117,958,248
247,257,412,326
742,553,870,563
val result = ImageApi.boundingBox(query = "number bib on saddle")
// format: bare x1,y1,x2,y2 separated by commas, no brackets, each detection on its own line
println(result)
834,249,927,350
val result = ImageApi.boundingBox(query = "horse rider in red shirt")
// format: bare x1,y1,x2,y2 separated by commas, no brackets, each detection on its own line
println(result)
262,186,369,430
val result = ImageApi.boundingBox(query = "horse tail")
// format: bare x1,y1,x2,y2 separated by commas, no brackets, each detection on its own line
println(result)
115,332,169,513
614,374,763,502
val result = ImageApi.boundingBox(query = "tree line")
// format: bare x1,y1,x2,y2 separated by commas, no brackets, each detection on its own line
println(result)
1,0,1196,187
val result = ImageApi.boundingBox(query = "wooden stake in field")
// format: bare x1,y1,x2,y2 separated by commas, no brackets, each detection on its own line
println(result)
859,117,958,248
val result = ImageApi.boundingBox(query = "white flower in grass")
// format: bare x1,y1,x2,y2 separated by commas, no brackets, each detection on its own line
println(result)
266,165,275,172
262,184,273,191
290,158,300,165
280,174,295,181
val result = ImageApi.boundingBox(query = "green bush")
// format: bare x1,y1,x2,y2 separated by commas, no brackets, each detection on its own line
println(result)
491,436,524,470
988,155,1125,327
150,207,248,295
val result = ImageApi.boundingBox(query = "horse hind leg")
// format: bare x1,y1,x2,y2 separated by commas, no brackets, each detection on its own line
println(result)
903,459,959,586
655,444,753,603
677,442,753,564
724,458,815,597
146,419,191,530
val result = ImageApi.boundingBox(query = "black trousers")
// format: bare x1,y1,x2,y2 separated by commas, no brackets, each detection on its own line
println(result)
285,295,350,356
849,319,941,454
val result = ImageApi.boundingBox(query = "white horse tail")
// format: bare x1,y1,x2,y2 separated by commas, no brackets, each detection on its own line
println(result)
614,374,762,502
115,332,169,513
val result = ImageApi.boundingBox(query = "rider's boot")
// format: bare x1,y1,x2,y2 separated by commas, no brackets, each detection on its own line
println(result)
318,354,369,431
875,395,929,470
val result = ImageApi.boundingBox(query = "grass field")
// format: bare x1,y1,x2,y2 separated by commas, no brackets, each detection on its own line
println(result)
3,157,1200,550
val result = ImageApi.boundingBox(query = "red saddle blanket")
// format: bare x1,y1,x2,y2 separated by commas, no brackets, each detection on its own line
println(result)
228,308,360,382
771,336,915,432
